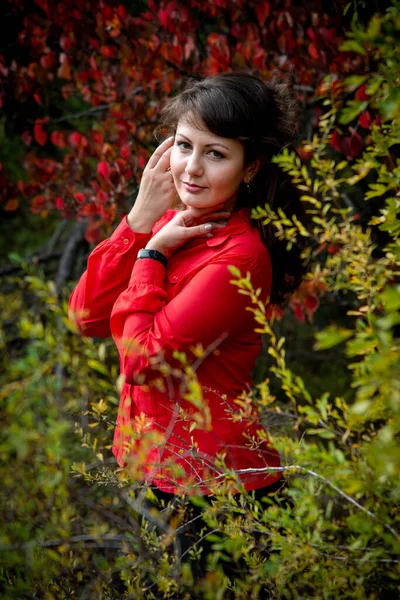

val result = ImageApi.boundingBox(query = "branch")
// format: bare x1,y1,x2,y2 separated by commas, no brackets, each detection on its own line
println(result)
212,465,399,539
1,533,134,551
49,86,145,124
0,251,62,276
55,220,87,295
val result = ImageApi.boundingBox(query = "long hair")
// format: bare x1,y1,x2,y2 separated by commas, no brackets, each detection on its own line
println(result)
158,72,309,307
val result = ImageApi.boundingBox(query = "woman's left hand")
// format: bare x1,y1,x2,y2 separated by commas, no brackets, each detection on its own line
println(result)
145,206,231,259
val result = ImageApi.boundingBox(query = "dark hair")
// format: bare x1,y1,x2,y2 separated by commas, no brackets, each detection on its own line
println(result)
158,72,309,307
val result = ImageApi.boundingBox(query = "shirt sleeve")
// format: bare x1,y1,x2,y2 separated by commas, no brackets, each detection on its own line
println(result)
68,217,152,338
68,211,178,338
110,250,271,385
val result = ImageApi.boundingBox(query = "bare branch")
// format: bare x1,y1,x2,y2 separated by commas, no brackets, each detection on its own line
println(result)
212,465,399,539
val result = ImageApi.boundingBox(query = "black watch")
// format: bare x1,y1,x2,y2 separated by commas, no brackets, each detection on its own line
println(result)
137,248,168,269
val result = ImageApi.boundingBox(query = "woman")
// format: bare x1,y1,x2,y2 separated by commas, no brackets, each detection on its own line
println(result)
69,72,306,501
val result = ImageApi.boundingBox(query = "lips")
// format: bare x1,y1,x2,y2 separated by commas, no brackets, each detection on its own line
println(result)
182,181,207,193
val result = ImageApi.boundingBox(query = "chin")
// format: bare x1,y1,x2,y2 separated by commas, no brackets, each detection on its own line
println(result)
180,197,206,209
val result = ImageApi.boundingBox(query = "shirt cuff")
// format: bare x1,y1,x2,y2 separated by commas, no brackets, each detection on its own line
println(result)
109,216,152,252
129,254,166,287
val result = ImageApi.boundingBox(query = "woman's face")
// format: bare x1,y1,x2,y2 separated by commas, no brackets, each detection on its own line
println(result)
170,118,248,211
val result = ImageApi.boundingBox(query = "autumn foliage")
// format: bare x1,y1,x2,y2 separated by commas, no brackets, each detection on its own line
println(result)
1,1,400,598
1,0,381,320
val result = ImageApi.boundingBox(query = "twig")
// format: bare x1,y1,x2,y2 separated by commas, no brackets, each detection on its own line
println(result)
179,528,220,560
1,533,134,551
212,465,399,539
49,86,145,124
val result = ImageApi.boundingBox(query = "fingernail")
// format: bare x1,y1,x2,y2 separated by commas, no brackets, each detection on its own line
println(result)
204,223,212,231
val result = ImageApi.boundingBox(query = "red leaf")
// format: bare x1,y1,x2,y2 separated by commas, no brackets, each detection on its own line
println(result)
117,4,128,20
306,27,317,43
75,192,85,203
4,198,19,211
327,244,340,255
292,301,305,323
32,195,45,213
255,2,270,26
59,35,72,52
69,132,82,147
50,131,65,148
40,51,56,69
330,130,341,151
305,294,319,313
158,8,168,27
304,295,319,322
101,46,116,58
55,196,64,210
97,190,108,204
308,43,319,60
355,84,369,101
97,161,111,179
58,53,71,80
297,146,313,161
34,120,47,146
120,144,130,160
320,27,338,45
33,93,42,105
348,129,363,160
85,221,103,245
359,110,372,129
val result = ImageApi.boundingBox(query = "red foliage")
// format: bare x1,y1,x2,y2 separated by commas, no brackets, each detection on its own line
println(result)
359,110,372,129
0,0,371,321
34,118,48,146
330,128,363,160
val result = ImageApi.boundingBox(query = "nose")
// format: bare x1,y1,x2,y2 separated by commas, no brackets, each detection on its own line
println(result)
185,152,203,177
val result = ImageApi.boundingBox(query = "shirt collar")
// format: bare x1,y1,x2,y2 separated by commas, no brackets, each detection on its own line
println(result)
206,207,251,247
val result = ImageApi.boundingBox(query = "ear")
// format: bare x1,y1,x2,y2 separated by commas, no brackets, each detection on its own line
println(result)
244,158,264,183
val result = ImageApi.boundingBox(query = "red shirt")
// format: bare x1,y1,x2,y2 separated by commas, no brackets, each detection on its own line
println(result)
69,208,281,494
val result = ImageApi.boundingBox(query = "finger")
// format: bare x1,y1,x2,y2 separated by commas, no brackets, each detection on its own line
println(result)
146,137,174,170
183,222,226,238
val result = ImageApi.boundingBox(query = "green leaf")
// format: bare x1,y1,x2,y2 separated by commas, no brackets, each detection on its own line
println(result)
314,326,354,350
340,39,367,55
366,76,383,96
344,74,368,91
339,100,369,124
366,15,382,39
365,183,387,200
376,88,400,121
87,359,109,376
379,286,400,312
307,428,336,439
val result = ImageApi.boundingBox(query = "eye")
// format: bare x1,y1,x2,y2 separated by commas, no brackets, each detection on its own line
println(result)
208,149,225,159
177,140,191,150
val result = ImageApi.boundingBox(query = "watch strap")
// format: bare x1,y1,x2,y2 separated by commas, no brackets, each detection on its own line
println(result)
137,248,168,269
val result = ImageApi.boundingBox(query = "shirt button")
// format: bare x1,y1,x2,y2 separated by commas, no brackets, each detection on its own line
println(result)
123,238,129,244
172,275,178,281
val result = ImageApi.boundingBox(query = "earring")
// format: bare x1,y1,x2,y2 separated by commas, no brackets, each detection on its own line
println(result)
244,177,252,194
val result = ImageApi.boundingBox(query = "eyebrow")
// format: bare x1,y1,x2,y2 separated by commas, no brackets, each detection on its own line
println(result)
176,133,229,151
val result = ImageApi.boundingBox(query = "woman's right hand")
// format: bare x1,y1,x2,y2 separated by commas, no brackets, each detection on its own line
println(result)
127,137,177,233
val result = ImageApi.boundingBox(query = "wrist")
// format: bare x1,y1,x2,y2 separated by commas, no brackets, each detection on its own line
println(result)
145,240,170,257
127,209,154,233
137,248,168,269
